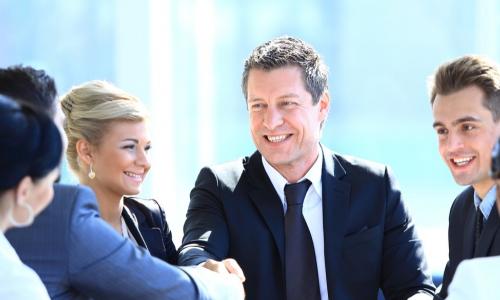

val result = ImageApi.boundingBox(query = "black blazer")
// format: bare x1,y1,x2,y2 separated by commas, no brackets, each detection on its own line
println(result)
123,197,177,264
437,186,500,299
179,147,434,300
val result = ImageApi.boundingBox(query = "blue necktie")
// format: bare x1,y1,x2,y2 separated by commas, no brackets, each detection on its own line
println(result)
284,180,321,300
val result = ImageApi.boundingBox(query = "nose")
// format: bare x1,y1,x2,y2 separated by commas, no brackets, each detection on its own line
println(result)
445,132,465,153
263,106,284,130
136,148,151,170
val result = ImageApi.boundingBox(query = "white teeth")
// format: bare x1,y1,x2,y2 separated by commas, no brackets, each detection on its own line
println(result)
452,157,473,166
267,135,287,143
124,171,142,179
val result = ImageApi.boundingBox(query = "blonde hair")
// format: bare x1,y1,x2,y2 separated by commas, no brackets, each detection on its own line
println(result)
60,80,148,173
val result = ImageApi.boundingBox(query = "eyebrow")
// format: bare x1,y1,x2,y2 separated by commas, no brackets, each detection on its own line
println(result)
248,93,300,103
432,116,481,128
121,138,139,143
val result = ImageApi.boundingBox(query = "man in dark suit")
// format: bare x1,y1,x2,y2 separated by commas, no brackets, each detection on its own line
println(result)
179,36,435,300
429,55,500,299
1,65,245,300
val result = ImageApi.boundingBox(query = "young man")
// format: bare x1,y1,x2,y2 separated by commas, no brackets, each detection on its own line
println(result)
1,66,245,300
429,55,500,299
179,36,435,300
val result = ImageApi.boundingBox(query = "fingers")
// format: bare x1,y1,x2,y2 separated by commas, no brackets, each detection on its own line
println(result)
223,258,246,282
200,258,246,283
201,259,229,274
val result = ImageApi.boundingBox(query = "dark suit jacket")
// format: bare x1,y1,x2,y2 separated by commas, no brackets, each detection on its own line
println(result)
437,186,500,299
5,184,236,300
124,197,178,264
179,147,435,300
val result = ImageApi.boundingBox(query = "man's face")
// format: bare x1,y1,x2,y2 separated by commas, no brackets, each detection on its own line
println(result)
432,85,500,197
246,65,329,180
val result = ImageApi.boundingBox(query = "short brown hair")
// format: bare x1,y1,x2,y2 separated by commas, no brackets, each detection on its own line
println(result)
242,36,328,105
429,55,500,120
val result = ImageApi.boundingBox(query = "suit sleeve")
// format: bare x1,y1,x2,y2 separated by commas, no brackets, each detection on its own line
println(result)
178,167,229,266
65,186,202,300
380,167,435,299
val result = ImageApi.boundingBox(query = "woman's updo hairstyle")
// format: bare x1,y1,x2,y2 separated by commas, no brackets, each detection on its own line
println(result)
60,80,148,173
0,95,62,191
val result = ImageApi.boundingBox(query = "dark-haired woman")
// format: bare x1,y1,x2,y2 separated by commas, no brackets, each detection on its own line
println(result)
0,96,63,299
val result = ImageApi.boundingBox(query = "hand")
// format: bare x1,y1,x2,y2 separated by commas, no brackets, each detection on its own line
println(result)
201,258,246,282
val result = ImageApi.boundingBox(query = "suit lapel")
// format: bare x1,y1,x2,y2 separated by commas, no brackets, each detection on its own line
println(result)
476,203,500,257
462,192,476,259
246,152,286,265
321,147,351,297
122,207,148,249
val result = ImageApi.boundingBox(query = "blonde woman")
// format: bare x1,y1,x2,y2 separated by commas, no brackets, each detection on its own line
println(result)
0,96,62,299
60,81,176,263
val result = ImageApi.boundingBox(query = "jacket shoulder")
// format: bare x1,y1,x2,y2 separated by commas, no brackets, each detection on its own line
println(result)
203,156,249,188
124,197,165,228
332,152,388,178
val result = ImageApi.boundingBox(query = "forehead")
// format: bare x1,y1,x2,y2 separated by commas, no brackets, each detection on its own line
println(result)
247,66,307,96
102,120,149,140
432,85,493,123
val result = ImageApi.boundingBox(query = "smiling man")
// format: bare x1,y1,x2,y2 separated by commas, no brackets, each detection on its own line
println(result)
179,36,435,300
429,55,500,299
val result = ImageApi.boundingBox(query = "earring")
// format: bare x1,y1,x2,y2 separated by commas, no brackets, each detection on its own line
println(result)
8,200,34,228
88,163,96,179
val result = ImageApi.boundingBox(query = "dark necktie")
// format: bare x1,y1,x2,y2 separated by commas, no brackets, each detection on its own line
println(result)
474,207,484,255
284,180,321,300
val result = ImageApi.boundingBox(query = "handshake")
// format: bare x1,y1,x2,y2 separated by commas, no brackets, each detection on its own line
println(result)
194,258,246,299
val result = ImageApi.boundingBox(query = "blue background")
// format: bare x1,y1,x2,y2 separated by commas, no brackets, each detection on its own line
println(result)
1,0,499,275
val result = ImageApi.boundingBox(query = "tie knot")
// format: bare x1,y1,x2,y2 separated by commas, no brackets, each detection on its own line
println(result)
284,179,311,206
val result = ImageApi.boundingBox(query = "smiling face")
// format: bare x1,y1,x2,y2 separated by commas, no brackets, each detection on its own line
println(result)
247,65,329,182
432,85,500,197
90,120,151,199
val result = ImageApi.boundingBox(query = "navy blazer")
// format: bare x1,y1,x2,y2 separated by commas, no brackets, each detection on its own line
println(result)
179,147,435,300
6,184,236,300
124,197,178,264
436,187,500,299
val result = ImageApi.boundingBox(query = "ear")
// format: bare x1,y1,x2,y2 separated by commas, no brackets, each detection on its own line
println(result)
76,139,94,165
318,92,330,122
13,176,33,206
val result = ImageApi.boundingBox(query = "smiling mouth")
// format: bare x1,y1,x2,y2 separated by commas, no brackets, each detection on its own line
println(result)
124,171,144,181
450,156,475,167
265,134,290,143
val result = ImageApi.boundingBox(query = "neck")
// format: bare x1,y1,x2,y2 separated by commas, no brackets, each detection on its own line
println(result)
272,147,319,183
0,218,9,233
82,178,124,234
0,194,13,233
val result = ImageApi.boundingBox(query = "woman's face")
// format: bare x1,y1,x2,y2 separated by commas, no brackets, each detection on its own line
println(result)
90,120,151,198
27,169,60,215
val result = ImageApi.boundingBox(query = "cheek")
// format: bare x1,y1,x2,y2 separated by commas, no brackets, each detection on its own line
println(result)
438,142,447,158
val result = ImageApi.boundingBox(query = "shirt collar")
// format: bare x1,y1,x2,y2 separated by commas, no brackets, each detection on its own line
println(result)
262,145,323,206
474,185,497,220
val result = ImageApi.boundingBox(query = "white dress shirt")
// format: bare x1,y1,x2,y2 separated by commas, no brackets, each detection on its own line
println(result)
262,147,328,300
0,231,50,299
447,256,500,300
